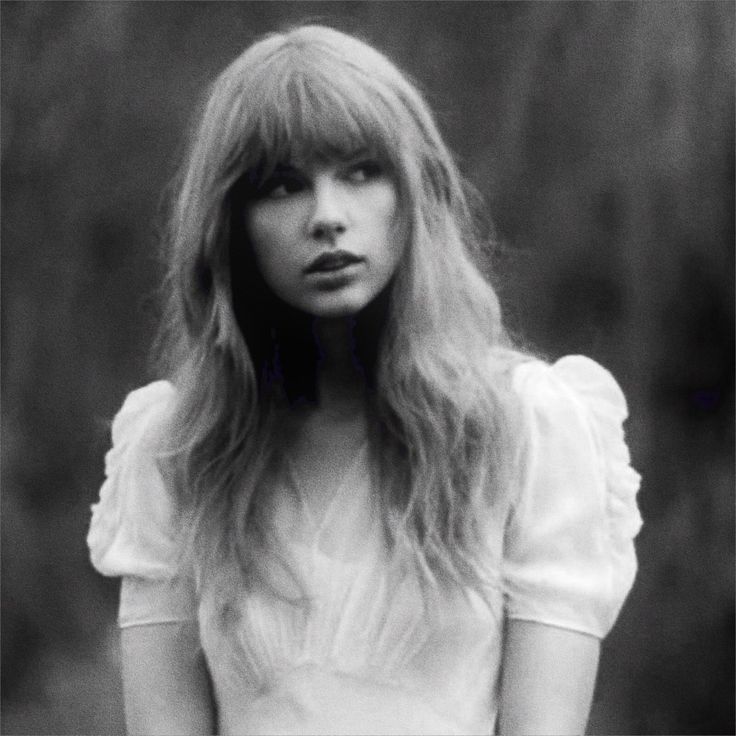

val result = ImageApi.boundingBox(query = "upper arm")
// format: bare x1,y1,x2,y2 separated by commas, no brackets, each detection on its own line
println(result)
498,359,642,733
504,358,642,637
87,384,214,733
498,620,600,736
121,621,216,736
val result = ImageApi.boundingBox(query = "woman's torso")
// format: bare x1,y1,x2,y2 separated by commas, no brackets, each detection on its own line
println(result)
87,357,643,735
198,416,506,735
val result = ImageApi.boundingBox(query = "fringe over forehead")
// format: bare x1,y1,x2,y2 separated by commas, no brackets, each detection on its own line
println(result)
208,25,435,183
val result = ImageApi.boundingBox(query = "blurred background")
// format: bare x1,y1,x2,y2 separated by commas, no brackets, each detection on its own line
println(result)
1,2,733,733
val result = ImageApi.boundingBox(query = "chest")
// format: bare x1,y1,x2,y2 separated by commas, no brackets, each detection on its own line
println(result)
200,452,506,675
198,541,503,693
276,405,371,516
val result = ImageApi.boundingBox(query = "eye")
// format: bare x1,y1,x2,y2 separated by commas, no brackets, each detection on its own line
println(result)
345,159,384,183
255,170,307,199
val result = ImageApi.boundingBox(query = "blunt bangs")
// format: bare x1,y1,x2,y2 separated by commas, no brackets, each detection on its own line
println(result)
235,38,410,183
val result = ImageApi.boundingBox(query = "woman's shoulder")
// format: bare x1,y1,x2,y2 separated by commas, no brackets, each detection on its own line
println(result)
109,380,177,447
511,354,629,418
502,355,642,637
87,380,181,580
509,354,639,496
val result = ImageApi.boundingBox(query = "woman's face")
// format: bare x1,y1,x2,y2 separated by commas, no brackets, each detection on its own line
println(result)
243,153,404,319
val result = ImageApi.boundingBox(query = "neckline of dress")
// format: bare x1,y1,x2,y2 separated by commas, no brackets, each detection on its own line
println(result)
284,438,370,537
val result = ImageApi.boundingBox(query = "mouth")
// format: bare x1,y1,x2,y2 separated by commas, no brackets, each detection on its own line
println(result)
304,251,364,275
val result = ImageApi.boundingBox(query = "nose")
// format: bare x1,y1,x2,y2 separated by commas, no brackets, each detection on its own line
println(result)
308,175,347,242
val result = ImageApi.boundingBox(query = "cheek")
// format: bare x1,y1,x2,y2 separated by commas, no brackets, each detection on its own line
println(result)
374,187,406,265
245,211,275,262
245,209,297,278
376,184,399,227
365,183,401,243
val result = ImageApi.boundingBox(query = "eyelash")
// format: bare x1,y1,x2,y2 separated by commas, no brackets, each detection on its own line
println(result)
258,174,306,198
346,160,383,182
253,159,385,199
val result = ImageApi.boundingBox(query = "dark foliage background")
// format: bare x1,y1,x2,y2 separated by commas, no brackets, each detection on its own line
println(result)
1,2,733,734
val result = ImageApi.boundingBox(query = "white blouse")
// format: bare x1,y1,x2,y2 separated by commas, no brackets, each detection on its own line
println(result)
87,356,642,735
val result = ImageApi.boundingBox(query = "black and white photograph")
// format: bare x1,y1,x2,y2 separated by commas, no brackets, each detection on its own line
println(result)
2,2,734,734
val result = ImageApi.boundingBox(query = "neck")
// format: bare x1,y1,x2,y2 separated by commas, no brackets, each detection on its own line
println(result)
312,317,366,416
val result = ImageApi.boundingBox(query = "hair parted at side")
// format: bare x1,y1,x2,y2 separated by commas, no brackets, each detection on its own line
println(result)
156,24,527,601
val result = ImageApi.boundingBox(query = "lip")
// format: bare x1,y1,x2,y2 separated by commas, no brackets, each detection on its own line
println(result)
304,250,364,275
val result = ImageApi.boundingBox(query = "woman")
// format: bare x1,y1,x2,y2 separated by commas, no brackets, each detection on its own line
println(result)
88,24,642,735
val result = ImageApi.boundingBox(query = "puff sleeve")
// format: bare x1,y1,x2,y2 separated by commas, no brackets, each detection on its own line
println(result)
503,356,642,638
87,381,197,627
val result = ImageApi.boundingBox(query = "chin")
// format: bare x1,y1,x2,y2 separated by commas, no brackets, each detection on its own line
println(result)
301,291,373,319
307,302,367,320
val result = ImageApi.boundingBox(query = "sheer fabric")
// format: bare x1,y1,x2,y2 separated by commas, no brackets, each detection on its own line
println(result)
88,356,642,734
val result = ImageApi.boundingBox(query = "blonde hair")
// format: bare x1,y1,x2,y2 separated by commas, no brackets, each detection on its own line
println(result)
158,25,525,600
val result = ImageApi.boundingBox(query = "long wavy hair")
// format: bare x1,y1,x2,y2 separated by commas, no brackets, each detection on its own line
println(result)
157,24,526,601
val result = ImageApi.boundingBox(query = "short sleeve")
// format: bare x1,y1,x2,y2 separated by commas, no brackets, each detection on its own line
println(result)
87,381,197,626
503,355,642,638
